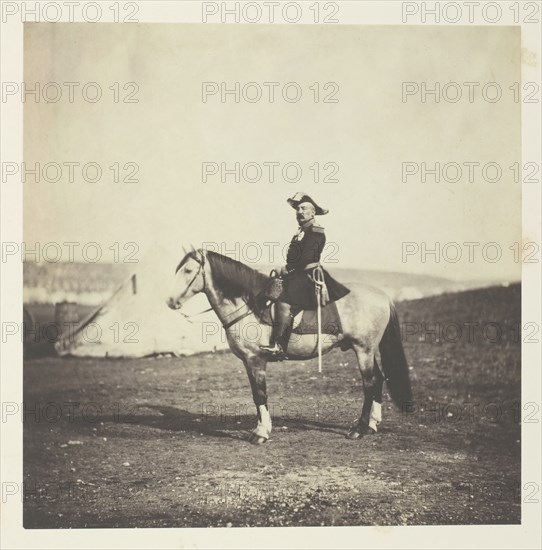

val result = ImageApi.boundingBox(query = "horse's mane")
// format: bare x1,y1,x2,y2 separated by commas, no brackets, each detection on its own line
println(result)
179,250,269,308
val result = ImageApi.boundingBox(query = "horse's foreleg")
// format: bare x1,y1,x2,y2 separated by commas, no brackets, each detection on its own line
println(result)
347,345,380,439
242,356,271,445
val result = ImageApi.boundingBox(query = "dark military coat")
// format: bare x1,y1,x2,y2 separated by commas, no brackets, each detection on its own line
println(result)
280,222,350,309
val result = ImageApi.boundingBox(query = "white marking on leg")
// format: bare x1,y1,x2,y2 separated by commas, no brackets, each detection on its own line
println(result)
368,401,382,432
254,404,272,439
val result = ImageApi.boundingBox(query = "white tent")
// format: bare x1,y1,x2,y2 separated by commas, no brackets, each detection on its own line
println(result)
55,243,228,358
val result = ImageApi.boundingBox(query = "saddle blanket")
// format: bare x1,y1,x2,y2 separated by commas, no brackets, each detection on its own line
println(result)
262,301,342,335
292,301,342,335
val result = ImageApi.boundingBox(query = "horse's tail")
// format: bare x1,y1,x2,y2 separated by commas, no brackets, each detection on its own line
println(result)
379,302,412,408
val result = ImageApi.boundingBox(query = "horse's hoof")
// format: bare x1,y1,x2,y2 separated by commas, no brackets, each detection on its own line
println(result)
359,425,376,436
248,433,267,445
346,429,361,440
347,426,376,439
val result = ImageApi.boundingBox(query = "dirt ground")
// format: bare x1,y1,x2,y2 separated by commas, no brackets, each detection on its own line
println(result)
23,285,521,527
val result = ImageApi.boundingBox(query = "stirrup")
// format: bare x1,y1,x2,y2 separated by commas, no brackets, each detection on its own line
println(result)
259,343,282,354
259,343,287,361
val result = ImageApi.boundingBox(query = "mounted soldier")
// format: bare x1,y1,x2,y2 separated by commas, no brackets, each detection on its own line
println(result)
168,202,412,442
260,192,350,360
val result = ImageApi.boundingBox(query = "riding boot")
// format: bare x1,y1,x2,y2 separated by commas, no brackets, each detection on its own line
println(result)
260,302,292,359
276,302,294,355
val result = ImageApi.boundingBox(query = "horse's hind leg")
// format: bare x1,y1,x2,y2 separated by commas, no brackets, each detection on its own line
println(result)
347,345,381,439
371,357,385,430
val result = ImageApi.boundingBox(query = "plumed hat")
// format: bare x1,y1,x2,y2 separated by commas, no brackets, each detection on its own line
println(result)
286,192,328,215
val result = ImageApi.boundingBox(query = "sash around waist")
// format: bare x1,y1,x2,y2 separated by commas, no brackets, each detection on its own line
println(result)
285,262,321,276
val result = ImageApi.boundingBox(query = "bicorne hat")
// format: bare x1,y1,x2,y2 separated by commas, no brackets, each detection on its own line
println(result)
286,192,329,215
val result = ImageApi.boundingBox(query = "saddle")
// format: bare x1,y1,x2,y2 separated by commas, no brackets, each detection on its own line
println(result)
259,267,344,336
260,301,343,336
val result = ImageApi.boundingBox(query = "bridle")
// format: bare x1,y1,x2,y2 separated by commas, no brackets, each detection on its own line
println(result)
177,251,206,298
175,251,212,321
174,250,260,330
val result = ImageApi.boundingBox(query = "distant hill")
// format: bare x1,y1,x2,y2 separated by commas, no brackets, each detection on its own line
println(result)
24,262,133,305
325,267,507,301
399,283,521,320
395,283,521,345
23,261,516,305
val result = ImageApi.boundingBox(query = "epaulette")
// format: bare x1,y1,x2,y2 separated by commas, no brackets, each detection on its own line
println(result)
312,224,325,233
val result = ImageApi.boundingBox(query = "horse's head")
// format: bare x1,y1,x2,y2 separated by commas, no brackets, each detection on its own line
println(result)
166,248,206,310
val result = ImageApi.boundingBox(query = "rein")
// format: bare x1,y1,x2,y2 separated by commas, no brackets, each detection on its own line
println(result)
177,306,214,323
222,305,255,330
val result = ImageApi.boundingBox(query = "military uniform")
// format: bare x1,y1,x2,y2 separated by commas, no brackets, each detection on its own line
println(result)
261,192,349,360
281,220,349,309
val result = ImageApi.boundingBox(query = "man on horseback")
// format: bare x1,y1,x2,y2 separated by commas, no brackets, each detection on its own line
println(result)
167,200,411,442
260,192,350,359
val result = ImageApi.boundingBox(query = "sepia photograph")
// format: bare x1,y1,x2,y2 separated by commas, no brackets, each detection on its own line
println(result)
1,1,540,549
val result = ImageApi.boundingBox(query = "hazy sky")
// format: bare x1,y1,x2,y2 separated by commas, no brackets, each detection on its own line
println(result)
24,24,521,281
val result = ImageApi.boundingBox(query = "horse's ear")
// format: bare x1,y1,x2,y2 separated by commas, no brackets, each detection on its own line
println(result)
190,243,196,252
182,245,187,256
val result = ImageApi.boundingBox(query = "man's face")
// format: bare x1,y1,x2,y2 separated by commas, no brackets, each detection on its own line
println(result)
296,202,316,224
